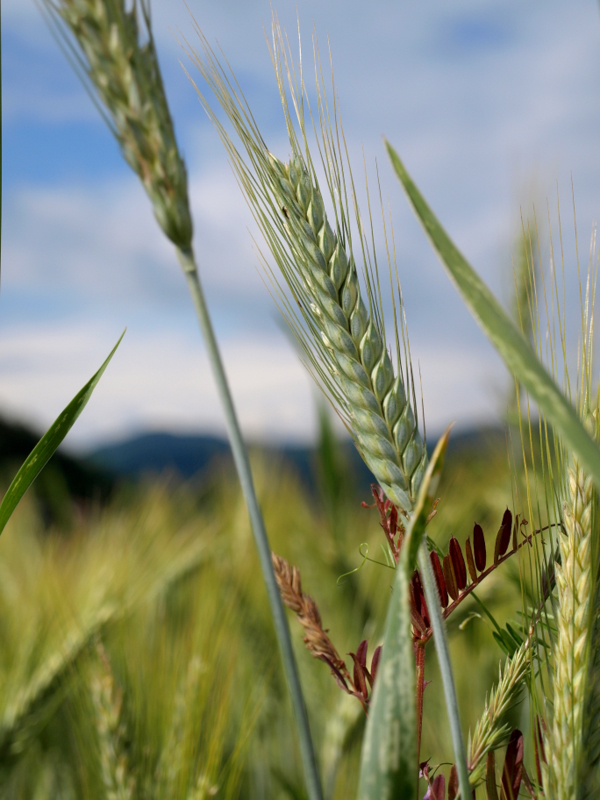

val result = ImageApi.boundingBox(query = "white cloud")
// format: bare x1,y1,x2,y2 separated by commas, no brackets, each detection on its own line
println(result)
0,320,316,450
3,0,600,447
1,164,268,312
0,315,505,454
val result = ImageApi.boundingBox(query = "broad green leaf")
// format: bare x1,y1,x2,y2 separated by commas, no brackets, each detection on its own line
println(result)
357,431,450,800
0,331,125,535
385,141,600,489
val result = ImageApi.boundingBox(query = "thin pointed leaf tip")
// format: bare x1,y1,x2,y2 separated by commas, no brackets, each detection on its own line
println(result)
385,140,600,491
41,0,192,248
185,19,426,514
0,331,124,536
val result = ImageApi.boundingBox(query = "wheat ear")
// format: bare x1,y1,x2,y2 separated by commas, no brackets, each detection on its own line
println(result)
158,655,204,797
41,0,192,249
579,577,600,799
268,153,426,512
185,26,426,515
544,431,595,800
89,642,135,800
467,641,529,787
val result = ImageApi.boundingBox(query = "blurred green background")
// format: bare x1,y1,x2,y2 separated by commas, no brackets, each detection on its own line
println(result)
0,410,527,799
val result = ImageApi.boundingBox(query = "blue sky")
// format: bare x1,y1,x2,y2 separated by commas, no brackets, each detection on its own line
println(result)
2,0,600,452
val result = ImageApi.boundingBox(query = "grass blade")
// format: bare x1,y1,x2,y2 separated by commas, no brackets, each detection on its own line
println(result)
0,331,125,535
385,141,600,488
358,429,450,800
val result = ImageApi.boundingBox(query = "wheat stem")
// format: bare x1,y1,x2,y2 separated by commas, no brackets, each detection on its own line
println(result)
178,247,323,800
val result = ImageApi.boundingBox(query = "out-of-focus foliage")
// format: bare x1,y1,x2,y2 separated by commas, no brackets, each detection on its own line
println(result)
0,432,529,799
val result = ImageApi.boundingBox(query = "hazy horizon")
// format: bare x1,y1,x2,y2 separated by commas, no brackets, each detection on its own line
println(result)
2,0,600,453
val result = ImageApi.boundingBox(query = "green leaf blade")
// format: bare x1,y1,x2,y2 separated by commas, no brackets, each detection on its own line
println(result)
385,140,600,488
357,431,450,800
0,331,125,535
357,559,415,800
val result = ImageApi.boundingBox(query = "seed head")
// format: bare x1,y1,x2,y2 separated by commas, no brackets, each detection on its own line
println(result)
42,0,193,248
185,21,427,513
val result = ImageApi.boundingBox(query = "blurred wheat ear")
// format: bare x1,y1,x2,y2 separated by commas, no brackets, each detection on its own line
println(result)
502,204,600,800
89,642,135,800
38,3,323,798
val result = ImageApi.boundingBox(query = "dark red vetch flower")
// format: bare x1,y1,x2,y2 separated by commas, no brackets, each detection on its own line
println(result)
430,550,449,607
465,537,477,584
501,729,524,800
370,645,381,684
424,774,445,800
412,571,430,627
449,537,467,590
495,508,512,562
448,765,458,800
350,651,368,700
473,522,486,572
443,553,459,600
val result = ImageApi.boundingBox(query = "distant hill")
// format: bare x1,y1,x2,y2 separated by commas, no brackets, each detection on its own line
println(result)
0,416,115,526
89,425,507,495
0,413,508,521
0,417,114,496
90,431,375,496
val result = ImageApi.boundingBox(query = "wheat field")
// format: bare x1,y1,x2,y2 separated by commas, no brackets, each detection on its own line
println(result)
3,2,600,798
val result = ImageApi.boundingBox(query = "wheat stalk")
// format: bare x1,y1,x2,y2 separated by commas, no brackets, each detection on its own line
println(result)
185,24,426,515
544,421,596,800
467,641,530,787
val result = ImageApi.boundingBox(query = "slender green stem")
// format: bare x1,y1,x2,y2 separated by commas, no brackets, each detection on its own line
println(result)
418,542,470,799
176,246,323,800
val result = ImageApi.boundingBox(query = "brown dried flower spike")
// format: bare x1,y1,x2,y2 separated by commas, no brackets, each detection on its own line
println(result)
271,553,344,671
271,552,381,711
